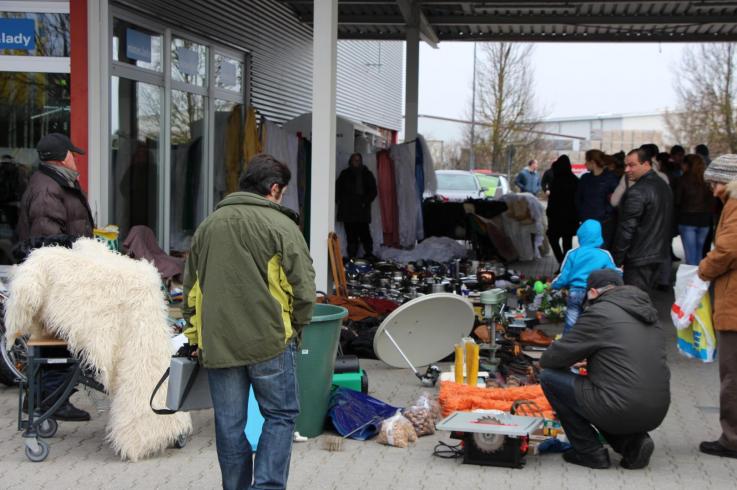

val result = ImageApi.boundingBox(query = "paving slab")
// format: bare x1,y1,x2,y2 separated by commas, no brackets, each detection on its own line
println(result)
1,258,733,489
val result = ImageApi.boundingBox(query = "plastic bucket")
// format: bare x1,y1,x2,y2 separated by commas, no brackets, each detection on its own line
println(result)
294,303,348,437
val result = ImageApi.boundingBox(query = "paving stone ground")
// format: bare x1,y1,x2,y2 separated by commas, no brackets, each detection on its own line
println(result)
1,253,735,489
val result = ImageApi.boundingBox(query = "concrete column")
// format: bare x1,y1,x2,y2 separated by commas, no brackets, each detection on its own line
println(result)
310,0,338,293
86,0,110,226
404,25,420,141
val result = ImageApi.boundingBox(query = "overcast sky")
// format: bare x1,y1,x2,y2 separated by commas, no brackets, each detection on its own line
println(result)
417,42,689,142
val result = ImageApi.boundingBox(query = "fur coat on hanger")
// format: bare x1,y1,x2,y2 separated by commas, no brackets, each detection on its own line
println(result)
4,238,192,461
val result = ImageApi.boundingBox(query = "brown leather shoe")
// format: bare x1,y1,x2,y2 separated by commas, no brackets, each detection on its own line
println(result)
519,328,553,346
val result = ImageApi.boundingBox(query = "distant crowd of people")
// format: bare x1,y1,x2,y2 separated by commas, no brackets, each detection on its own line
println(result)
516,144,737,470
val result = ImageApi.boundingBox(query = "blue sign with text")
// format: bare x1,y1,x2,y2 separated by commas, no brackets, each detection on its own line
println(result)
0,18,35,51
126,27,151,63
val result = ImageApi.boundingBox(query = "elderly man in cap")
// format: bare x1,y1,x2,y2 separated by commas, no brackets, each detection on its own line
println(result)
17,133,94,244
539,269,671,470
16,133,94,422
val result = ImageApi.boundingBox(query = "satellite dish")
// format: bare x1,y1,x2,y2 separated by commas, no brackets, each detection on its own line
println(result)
374,293,475,369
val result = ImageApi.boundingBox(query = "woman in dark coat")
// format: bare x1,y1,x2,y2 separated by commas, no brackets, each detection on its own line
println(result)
336,153,378,258
547,155,580,264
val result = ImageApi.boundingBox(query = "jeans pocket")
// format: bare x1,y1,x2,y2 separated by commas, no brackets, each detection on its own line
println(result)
250,352,285,378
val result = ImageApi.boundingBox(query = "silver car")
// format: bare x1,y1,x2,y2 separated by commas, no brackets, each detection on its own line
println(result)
428,170,486,202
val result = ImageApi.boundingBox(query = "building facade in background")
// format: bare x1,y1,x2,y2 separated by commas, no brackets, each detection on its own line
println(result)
540,112,672,165
0,0,403,263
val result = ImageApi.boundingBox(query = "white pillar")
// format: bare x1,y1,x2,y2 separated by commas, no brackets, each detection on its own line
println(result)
87,0,110,227
310,0,338,293
404,26,420,141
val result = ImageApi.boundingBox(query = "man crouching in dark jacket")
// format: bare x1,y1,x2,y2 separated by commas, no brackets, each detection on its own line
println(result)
539,269,670,470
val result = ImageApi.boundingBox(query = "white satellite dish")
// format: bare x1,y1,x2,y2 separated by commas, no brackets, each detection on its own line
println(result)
374,293,476,369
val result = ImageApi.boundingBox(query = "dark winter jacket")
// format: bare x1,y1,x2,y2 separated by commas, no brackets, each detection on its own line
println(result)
575,169,619,223
541,168,554,194
16,164,94,242
540,286,670,434
336,165,378,223
546,160,579,236
612,170,673,267
674,175,715,227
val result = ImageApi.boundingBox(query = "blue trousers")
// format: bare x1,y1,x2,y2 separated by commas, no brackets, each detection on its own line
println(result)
208,341,300,490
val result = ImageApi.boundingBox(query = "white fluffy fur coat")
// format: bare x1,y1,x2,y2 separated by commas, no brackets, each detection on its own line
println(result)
4,238,192,461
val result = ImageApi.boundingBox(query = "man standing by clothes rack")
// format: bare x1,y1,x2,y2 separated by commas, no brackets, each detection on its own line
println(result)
336,153,378,259
16,133,94,422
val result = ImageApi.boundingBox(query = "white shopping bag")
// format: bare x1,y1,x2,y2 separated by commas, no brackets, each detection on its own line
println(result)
671,264,710,330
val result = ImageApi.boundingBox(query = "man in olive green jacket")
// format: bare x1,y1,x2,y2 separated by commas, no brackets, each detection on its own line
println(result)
183,154,315,490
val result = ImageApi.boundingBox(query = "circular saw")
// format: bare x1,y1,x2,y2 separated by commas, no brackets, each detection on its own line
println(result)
470,416,506,453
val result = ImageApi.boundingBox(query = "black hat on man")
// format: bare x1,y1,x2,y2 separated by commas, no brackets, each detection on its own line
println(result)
586,269,624,291
37,133,85,162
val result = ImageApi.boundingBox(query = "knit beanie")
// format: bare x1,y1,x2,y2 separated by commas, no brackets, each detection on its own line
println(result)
704,154,737,183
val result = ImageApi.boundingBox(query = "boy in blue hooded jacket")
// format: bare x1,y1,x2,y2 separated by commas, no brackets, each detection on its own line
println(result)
552,219,620,334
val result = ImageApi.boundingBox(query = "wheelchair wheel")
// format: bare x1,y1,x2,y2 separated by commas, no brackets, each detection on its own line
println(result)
37,418,58,439
25,439,50,462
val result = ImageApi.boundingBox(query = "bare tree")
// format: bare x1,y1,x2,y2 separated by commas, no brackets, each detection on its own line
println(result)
464,42,542,175
666,43,737,154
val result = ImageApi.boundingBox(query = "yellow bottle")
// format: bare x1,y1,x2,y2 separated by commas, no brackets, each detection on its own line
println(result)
454,344,464,384
465,342,479,386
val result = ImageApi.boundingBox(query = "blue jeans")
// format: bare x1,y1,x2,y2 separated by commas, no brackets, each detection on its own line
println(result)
679,225,710,266
208,341,300,490
563,287,586,335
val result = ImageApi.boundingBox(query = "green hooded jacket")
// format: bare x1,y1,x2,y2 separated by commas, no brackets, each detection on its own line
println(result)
182,192,316,368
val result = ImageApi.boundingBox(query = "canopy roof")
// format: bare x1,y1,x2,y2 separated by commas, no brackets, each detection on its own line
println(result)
280,1,737,45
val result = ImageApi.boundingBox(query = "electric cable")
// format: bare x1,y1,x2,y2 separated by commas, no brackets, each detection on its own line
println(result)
432,440,464,459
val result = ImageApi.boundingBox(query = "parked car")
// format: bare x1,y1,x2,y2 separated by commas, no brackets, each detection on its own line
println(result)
474,172,510,198
427,170,486,202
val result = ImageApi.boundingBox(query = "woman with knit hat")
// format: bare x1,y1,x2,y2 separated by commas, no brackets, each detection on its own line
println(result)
697,153,737,459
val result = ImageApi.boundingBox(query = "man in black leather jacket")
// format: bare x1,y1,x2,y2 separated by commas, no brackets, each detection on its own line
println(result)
612,148,673,294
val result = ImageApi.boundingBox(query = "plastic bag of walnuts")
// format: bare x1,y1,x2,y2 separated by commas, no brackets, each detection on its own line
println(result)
376,412,417,448
402,393,438,436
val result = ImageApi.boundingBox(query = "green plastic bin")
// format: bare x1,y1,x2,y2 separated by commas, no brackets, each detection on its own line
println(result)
295,303,348,438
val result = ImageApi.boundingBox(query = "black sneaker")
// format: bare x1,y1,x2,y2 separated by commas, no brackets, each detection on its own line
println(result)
621,434,654,469
699,440,737,459
562,447,611,469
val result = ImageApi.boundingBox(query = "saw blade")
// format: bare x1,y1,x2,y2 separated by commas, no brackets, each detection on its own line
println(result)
471,416,506,453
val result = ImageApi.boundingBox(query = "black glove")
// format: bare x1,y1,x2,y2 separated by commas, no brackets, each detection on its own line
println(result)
175,343,198,358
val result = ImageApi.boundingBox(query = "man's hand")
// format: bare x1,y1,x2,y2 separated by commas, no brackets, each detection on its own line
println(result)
572,360,587,369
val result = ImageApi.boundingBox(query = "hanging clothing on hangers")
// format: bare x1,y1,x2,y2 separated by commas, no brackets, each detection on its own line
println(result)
390,142,419,248
377,149,399,248
262,121,300,213
362,153,384,250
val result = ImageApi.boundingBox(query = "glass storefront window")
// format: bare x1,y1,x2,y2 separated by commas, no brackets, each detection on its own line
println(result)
170,90,205,253
0,72,70,263
0,12,70,57
171,37,207,87
110,76,161,241
112,18,162,72
215,54,243,92
213,99,244,205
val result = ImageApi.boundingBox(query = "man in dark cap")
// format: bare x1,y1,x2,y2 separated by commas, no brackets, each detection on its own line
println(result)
16,133,94,421
17,133,94,244
539,269,671,470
